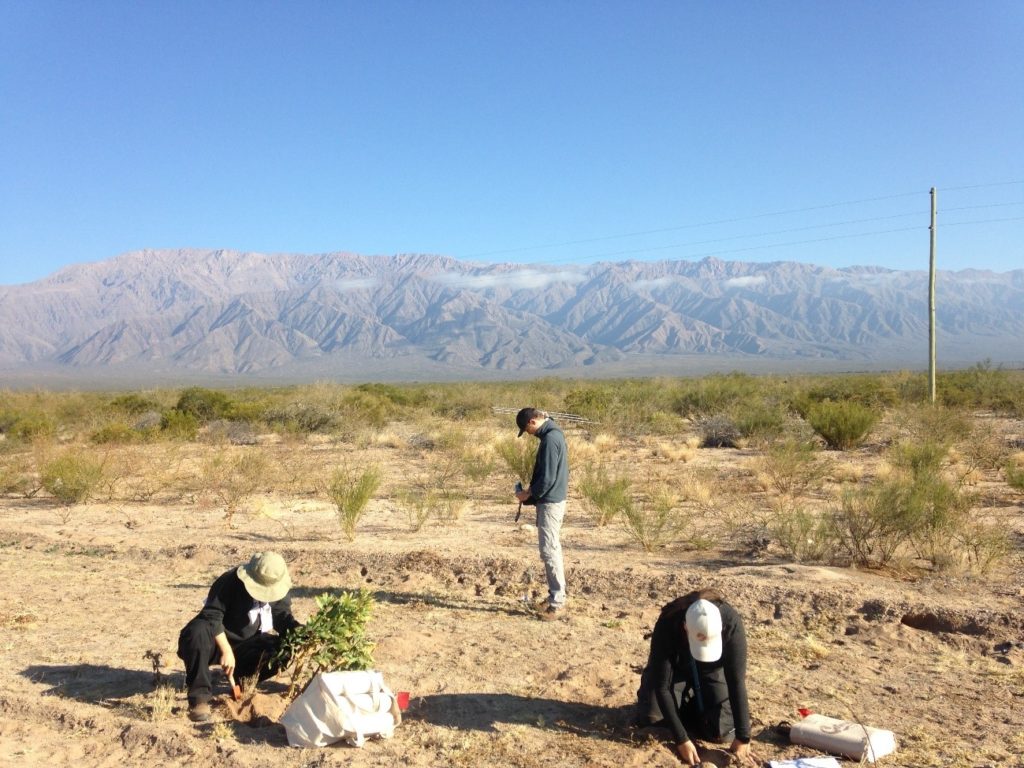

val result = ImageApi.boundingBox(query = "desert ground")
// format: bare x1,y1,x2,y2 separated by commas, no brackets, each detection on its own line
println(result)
1,403,1023,768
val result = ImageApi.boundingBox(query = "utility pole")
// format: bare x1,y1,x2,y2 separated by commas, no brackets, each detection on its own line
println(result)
929,187,937,404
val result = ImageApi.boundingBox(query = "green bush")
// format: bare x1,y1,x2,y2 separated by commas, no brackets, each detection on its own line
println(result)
90,423,142,444
109,393,162,415
621,484,691,552
41,453,105,504
0,410,55,441
1006,460,1024,492
494,435,538,485
160,410,198,440
328,464,382,541
805,400,878,450
578,463,632,526
759,439,826,497
275,590,375,699
174,387,234,422
769,502,836,562
730,400,787,443
829,482,915,567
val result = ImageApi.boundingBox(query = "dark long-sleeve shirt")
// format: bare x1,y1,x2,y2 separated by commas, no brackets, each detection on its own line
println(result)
528,420,568,504
647,600,751,743
192,568,300,644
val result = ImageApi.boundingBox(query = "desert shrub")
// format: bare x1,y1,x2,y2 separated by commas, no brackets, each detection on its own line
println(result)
938,361,1023,415
673,373,764,418
174,387,235,422
90,422,142,445
339,389,395,429
1006,456,1024,492
758,439,826,497
41,452,105,504
729,399,787,443
265,402,340,434
275,590,375,699
829,483,915,567
563,386,614,423
621,483,691,552
578,463,631,526
328,464,382,541
201,450,271,524
769,502,836,562
797,374,900,410
894,404,971,448
0,453,38,497
109,393,162,415
355,382,427,408
0,410,55,441
460,446,496,484
805,400,877,450
160,409,198,440
203,419,258,446
494,435,538,485
697,414,741,448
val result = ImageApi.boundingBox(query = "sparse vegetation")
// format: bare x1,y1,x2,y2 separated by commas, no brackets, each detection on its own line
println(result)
41,452,105,504
804,400,878,450
328,464,382,540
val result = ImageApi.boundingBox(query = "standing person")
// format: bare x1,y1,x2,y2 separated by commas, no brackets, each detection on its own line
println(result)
636,589,757,766
514,407,569,621
177,551,301,722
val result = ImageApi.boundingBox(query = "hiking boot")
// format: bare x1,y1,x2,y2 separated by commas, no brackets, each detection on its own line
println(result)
188,701,212,723
538,605,566,621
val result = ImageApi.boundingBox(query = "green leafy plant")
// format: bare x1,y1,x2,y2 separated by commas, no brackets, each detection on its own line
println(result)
275,590,375,699
328,464,382,541
805,400,878,450
41,452,105,505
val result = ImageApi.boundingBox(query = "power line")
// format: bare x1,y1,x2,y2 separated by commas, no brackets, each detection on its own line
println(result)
463,190,927,260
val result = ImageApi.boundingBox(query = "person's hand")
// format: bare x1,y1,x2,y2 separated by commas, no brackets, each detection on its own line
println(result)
220,646,236,678
675,739,700,765
729,738,758,767
515,489,530,502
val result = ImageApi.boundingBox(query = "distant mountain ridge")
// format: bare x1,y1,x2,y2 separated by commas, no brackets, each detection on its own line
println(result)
1,248,1022,379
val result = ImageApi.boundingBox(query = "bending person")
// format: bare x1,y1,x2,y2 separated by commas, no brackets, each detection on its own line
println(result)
637,589,757,766
177,551,301,722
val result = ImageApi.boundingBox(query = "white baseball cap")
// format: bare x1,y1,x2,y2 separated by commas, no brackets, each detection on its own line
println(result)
684,599,723,662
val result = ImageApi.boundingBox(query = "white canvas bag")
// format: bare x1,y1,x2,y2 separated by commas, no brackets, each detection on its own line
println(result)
279,670,402,748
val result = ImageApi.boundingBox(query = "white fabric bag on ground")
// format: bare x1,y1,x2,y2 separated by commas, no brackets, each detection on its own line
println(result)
279,670,402,748
789,713,896,763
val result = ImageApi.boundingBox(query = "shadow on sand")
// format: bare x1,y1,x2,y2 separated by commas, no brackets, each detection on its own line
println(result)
21,663,183,705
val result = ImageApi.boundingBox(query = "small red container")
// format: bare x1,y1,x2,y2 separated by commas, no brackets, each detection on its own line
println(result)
396,691,410,711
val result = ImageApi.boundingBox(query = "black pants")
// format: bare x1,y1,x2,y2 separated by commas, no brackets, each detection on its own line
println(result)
177,618,289,705
636,663,736,743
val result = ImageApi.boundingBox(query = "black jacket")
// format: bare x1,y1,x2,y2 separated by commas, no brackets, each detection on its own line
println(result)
527,420,569,504
191,568,300,644
647,600,751,743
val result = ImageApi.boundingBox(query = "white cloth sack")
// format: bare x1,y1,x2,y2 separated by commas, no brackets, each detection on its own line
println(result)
279,670,402,748
789,713,897,763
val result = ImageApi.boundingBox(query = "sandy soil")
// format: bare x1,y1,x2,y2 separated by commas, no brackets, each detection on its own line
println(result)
1,426,1022,768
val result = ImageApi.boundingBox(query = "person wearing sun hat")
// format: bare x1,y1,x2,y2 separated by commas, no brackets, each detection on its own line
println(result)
635,589,757,766
177,552,302,722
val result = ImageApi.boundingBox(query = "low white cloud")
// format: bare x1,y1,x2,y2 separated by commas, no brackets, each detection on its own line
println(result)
434,269,585,290
631,277,676,291
724,275,767,288
335,277,379,291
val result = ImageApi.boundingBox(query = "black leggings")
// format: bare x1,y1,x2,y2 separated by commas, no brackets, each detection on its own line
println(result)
177,619,290,704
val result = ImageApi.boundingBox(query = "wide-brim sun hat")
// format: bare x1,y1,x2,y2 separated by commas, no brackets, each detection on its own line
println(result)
237,551,292,603
685,599,724,662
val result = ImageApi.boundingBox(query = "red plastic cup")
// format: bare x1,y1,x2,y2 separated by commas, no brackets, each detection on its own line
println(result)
798,707,813,718
396,691,410,711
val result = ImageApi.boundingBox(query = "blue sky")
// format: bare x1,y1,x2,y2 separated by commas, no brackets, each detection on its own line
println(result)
1,1,1021,285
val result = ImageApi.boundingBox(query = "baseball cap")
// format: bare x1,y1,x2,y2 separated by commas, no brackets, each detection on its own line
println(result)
685,599,723,662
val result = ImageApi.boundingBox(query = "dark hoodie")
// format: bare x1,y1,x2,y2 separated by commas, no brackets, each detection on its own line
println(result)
527,419,569,504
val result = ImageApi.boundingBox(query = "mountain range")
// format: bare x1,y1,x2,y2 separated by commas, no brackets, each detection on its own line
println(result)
1,249,1021,383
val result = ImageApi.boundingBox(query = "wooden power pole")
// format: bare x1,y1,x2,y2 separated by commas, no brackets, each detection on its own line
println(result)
929,187,937,404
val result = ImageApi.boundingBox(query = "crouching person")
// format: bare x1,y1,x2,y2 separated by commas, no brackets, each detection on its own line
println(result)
636,589,757,766
178,551,301,722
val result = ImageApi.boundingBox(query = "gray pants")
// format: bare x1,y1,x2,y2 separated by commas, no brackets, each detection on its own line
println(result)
536,501,567,607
